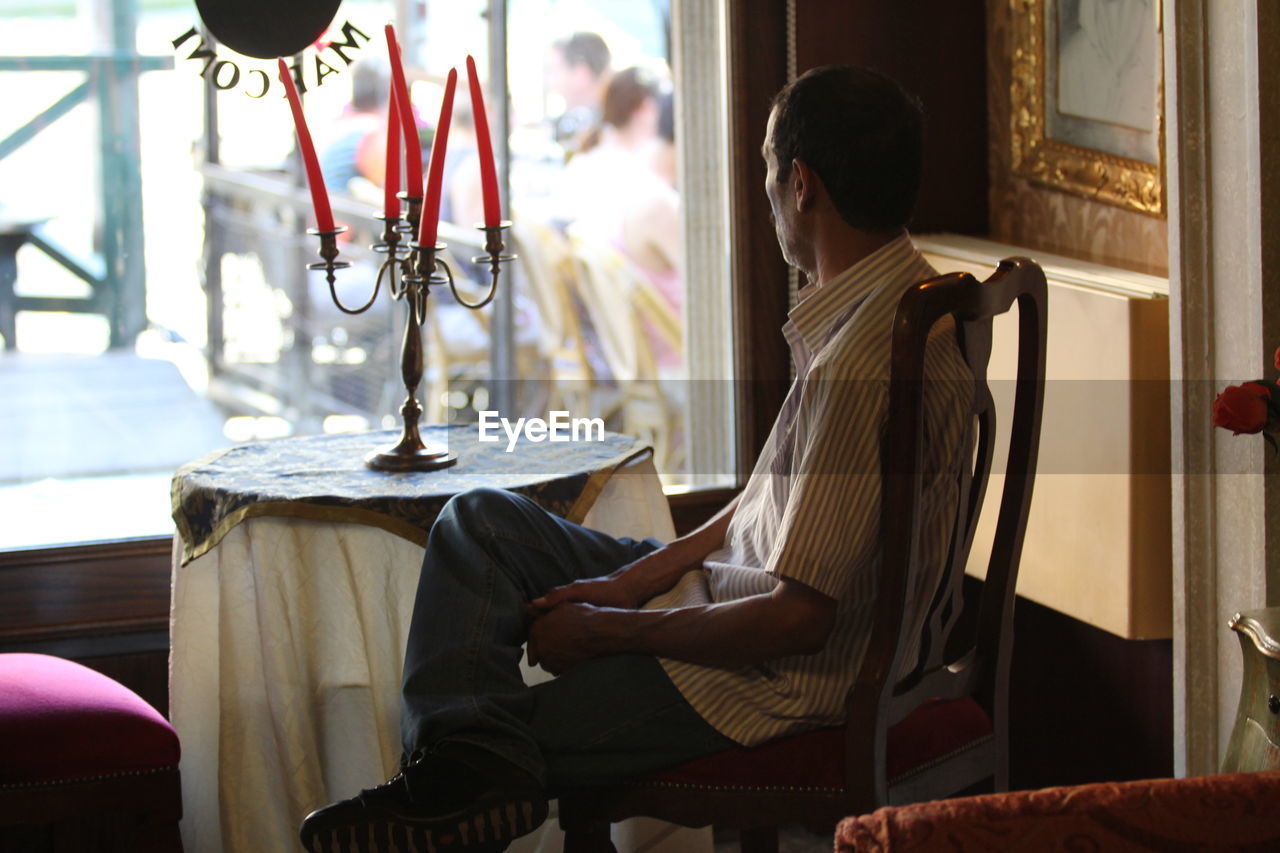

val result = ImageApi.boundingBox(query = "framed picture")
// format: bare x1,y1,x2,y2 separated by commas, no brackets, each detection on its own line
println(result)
1010,0,1165,217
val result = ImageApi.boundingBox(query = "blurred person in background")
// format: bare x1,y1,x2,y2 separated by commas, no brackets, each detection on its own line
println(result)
551,66,662,226
549,66,681,373
444,101,483,233
545,31,612,156
652,90,677,189
556,68,680,307
320,59,392,200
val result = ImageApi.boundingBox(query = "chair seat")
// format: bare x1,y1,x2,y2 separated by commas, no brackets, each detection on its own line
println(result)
637,698,992,792
0,653,180,787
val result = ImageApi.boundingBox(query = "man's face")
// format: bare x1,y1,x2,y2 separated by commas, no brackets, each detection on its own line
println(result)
546,48,571,98
545,48,595,109
763,108,801,270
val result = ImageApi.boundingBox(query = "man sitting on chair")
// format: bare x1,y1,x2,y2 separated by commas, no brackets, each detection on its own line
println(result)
300,65,973,853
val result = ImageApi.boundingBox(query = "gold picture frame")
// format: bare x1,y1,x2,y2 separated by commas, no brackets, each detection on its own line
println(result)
1010,0,1165,217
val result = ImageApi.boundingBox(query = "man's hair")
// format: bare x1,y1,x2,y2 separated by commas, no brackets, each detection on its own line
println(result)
553,31,611,78
350,59,389,113
770,65,924,232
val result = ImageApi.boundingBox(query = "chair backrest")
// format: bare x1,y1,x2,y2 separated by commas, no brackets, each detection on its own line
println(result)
509,221,594,379
630,272,682,362
845,257,1048,804
564,236,662,383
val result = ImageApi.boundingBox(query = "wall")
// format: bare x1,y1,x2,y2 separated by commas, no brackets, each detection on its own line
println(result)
0,539,173,715
978,0,1172,783
794,0,990,235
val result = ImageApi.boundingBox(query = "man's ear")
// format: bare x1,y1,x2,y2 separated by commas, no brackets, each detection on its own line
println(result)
791,158,819,213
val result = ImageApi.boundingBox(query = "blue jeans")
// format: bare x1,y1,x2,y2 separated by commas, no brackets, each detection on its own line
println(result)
400,487,736,792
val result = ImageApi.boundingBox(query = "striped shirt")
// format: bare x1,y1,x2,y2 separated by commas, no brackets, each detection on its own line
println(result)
644,233,974,747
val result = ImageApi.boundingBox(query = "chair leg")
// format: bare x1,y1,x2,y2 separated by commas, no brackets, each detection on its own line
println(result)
563,820,617,853
994,728,1010,793
739,825,778,853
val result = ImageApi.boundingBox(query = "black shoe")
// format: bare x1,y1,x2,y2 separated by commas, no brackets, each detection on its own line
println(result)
298,747,548,852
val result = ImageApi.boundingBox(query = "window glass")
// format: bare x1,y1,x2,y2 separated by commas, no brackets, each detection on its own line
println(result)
0,0,730,552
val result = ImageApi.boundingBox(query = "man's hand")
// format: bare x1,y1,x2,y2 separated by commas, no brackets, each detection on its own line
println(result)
525,576,836,675
526,602,612,675
529,574,641,614
530,493,742,619
529,544,703,615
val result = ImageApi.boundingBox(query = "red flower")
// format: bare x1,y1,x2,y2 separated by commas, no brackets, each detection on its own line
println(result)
1213,382,1272,435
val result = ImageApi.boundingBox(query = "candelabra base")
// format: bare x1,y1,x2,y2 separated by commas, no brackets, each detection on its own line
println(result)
364,440,457,472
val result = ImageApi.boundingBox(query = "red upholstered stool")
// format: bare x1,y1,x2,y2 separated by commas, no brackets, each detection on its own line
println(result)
0,653,183,852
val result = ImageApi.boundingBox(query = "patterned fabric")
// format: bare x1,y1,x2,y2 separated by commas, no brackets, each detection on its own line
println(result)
172,426,649,565
647,233,974,747
835,771,1280,852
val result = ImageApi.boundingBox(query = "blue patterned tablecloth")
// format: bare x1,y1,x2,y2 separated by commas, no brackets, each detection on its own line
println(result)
172,426,649,565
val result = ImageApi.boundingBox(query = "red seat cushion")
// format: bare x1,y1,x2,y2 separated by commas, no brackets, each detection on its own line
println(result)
644,697,992,791
0,653,180,786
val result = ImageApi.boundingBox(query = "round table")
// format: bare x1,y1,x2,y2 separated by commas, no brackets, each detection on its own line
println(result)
169,428,707,853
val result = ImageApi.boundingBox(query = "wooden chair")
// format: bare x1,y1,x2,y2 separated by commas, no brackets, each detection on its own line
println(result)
509,222,612,420
563,236,686,474
558,257,1048,852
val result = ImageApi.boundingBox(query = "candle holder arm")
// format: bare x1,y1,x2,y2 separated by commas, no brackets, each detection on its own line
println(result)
452,221,517,309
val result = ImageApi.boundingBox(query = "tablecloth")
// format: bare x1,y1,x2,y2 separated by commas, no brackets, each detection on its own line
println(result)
172,426,650,565
169,431,707,853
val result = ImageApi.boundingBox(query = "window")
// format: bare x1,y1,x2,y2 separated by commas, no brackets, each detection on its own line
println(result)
0,0,734,551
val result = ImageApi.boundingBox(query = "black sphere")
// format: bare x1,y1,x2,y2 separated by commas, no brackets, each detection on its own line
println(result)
195,0,345,59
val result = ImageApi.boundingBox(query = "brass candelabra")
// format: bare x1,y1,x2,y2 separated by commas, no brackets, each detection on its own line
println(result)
306,195,515,471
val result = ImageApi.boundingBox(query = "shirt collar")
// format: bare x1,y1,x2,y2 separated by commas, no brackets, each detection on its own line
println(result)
782,232,919,356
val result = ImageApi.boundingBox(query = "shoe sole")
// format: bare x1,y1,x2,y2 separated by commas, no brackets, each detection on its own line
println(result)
301,798,545,852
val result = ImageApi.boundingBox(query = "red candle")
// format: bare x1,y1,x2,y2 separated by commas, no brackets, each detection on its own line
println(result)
465,55,501,227
383,92,401,220
384,25,423,196
419,68,457,248
277,58,334,233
